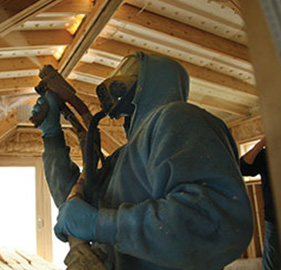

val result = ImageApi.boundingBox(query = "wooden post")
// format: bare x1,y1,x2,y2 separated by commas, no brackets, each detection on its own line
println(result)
239,0,281,244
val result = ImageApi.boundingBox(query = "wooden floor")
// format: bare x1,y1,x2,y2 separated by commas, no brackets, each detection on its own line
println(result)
0,247,61,270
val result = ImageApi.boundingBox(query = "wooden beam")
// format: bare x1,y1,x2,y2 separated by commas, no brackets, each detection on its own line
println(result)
0,0,63,37
0,30,72,48
92,37,257,98
58,0,124,77
114,3,250,63
0,56,58,72
240,0,281,239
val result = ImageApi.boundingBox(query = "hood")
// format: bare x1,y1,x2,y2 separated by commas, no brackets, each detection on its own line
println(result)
126,52,190,139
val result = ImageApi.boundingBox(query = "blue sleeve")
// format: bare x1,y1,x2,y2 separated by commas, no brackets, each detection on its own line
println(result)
42,132,80,207
95,104,253,269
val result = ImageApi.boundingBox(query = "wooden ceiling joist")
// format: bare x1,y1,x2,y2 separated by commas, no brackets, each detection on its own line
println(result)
0,0,63,37
0,30,72,49
113,3,250,63
0,56,58,72
58,0,124,77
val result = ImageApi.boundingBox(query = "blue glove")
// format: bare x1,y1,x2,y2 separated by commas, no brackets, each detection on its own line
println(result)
32,91,62,137
54,197,98,242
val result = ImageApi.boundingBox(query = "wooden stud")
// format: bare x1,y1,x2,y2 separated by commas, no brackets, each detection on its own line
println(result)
246,184,261,258
253,183,265,250
239,0,281,239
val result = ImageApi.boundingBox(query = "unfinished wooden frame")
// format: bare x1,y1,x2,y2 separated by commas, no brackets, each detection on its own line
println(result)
239,0,281,243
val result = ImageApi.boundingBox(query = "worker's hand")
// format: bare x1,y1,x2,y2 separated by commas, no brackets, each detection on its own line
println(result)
31,91,62,137
54,197,98,242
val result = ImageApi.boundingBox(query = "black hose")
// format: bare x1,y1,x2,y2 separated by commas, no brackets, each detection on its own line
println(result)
84,110,106,207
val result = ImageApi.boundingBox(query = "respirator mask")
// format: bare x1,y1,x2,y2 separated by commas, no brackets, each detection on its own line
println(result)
96,55,139,119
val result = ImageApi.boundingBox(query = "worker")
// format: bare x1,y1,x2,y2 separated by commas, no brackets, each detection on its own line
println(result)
33,52,253,270
240,137,280,270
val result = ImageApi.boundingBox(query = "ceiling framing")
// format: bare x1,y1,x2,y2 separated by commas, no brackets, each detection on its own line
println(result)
0,0,261,152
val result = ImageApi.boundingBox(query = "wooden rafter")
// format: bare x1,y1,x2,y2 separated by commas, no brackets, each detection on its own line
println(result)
114,3,249,63
0,30,72,48
58,0,124,77
0,0,63,37
0,56,58,72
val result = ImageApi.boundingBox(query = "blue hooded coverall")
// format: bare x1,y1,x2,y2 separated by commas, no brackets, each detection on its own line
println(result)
42,52,253,270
